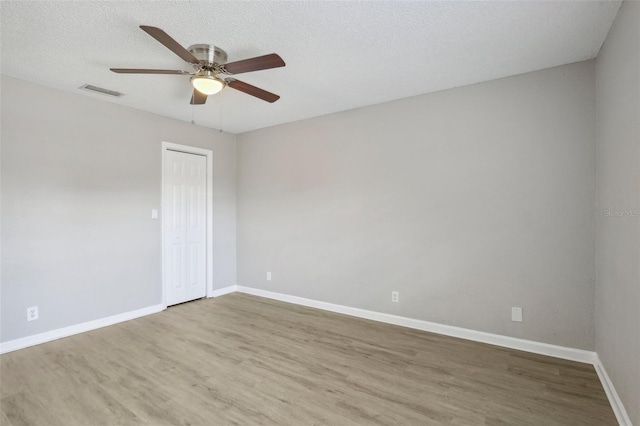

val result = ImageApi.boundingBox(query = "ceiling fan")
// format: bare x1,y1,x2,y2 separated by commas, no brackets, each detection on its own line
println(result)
110,25,285,103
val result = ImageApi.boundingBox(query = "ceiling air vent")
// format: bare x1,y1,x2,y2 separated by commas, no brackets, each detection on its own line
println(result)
79,84,123,97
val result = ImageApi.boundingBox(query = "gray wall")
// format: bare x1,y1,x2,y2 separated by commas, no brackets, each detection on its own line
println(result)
1,76,236,342
595,1,640,423
237,61,596,350
2,13,637,417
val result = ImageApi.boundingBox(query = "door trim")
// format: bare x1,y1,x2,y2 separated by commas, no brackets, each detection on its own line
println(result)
161,141,214,307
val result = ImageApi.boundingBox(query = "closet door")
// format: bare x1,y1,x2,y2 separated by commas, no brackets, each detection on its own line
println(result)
164,150,206,306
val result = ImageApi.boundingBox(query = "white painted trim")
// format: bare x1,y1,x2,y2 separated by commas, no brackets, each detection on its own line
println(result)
235,286,597,364
161,142,214,307
1,285,629,425
209,285,238,298
235,286,636,421
593,354,632,426
0,304,165,355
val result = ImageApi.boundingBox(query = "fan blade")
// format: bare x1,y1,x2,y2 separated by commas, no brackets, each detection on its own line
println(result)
223,54,285,75
190,90,207,105
110,68,190,74
139,25,200,64
228,79,280,103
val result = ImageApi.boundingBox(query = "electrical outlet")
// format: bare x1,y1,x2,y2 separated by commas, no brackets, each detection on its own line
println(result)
392,291,399,303
27,306,39,321
267,271,271,281
511,307,523,322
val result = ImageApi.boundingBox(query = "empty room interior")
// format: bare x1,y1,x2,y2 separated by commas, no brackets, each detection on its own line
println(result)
1,1,638,425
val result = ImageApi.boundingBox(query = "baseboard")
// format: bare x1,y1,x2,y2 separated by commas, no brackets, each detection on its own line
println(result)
1,284,239,355
236,286,637,423
209,285,238,298
236,286,597,364
593,354,632,426
1,286,628,425
0,304,165,354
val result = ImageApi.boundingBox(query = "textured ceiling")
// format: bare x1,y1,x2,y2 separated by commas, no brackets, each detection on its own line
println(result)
1,1,621,134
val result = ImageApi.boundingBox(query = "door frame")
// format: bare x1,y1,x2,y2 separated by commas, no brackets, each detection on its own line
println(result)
161,141,214,308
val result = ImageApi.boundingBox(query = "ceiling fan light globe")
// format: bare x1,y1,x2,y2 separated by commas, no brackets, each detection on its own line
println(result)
191,75,225,95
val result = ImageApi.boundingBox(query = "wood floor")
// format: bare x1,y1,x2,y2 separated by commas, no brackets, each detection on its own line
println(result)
1,293,616,425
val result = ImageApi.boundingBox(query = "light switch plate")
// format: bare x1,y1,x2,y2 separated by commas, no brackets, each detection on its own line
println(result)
151,209,159,219
511,307,523,322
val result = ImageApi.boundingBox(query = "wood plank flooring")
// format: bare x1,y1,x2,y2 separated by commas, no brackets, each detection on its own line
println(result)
0,293,616,425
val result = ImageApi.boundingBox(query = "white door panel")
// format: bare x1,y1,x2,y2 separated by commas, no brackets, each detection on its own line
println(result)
164,150,207,306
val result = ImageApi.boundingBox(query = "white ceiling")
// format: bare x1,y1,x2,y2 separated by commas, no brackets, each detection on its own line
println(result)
1,1,621,134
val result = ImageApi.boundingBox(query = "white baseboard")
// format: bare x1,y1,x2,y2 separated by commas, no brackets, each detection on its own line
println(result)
209,285,238,298
236,286,596,364
0,304,165,354
236,286,636,424
1,284,241,355
1,285,629,425
593,354,632,426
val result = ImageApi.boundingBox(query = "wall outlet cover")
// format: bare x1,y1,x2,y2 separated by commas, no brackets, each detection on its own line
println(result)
27,306,39,321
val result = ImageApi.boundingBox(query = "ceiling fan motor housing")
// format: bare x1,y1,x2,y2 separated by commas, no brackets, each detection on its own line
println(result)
188,44,228,66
